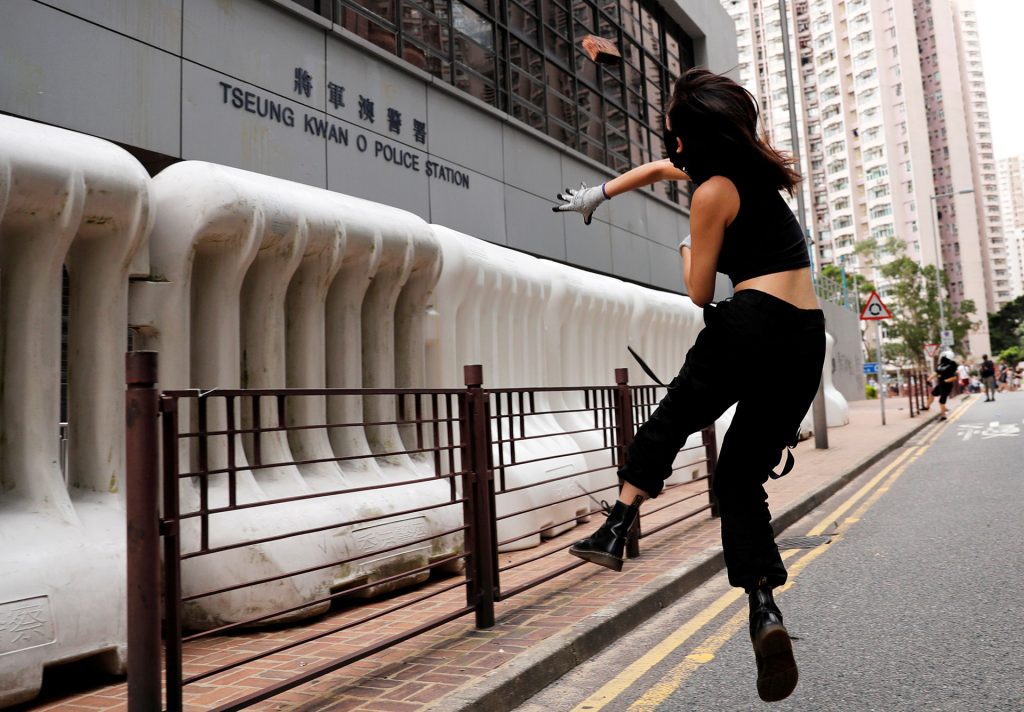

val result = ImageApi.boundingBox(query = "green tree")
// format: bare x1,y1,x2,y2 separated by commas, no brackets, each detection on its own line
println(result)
987,295,1024,352
878,256,978,366
820,264,875,300
997,345,1024,366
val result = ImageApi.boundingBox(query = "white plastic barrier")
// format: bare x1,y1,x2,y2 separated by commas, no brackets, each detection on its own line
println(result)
822,332,850,426
129,162,461,629
427,228,740,550
428,228,595,550
798,331,850,438
0,116,151,706
0,117,856,703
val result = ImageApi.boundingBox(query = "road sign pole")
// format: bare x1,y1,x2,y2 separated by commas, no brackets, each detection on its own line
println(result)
876,320,885,426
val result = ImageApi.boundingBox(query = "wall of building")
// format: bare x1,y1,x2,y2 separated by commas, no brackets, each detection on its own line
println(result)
0,0,739,297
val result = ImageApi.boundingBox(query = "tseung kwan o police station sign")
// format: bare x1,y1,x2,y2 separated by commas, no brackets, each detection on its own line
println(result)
216,66,471,190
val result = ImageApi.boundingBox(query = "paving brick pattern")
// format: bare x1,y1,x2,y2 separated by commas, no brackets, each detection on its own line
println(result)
20,397,936,712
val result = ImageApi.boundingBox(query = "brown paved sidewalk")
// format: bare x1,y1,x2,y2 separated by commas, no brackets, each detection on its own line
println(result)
19,396,948,712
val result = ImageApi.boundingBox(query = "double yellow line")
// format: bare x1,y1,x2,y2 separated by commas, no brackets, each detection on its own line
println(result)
572,407,968,712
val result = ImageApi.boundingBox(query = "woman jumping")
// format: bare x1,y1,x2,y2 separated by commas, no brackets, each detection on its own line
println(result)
553,68,825,702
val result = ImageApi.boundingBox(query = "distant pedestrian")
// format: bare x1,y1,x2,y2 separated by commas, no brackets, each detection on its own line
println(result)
980,354,996,402
957,361,970,395
998,362,1011,392
555,68,817,702
925,351,958,420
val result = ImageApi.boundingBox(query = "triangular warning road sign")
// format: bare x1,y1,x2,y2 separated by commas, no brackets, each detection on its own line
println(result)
859,291,893,320
924,343,939,358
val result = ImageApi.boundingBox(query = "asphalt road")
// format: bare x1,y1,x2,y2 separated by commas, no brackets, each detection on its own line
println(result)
515,392,1024,712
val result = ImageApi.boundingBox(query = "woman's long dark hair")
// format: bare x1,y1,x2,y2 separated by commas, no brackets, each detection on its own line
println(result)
666,68,801,193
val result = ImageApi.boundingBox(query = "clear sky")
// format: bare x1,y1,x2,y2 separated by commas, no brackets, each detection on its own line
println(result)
973,0,1024,160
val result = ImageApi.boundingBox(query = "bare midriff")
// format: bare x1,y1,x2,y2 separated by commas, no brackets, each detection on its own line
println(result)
734,266,820,310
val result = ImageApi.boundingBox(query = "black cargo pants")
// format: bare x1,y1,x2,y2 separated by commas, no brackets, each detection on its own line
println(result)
619,289,826,590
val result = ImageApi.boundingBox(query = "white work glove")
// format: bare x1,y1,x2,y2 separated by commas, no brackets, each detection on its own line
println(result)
678,234,692,254
552,183,607,225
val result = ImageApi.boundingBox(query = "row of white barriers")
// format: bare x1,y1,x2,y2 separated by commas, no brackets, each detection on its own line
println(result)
0,116,848,707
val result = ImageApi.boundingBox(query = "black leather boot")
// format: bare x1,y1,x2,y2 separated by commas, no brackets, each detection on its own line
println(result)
748,582,798,702
568,499,641,572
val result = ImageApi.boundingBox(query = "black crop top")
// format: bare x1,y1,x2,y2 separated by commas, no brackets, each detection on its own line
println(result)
714,179,810,285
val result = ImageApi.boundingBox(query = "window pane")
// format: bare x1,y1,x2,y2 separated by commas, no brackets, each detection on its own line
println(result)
574,48,599,86
580,135,605,163
626,87,644,118
341,6,398,53
510,66,545,106
454,0,493,48
403,3,449,55
455,64,498,105
543,0,570,32
572,0,594,31
640,5,659,55
508,0,540,41
455,36,495,80
507,35,543,73
547,117,578,149
512,99,546,131
605,104,627,134
619,0,640,38
602,69,624,106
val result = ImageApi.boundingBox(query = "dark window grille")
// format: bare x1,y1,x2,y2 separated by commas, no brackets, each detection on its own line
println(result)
296,0,693,204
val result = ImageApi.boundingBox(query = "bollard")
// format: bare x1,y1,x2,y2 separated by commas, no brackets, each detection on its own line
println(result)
464,365,497,628
125,351,161,712
908,372,916,417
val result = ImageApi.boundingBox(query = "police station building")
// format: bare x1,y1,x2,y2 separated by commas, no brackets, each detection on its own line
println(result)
2,0,737,292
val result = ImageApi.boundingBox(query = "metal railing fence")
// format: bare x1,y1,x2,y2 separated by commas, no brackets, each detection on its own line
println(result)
125,352,717,711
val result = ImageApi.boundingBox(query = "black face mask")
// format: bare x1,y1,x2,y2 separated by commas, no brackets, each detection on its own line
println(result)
663,128,686,172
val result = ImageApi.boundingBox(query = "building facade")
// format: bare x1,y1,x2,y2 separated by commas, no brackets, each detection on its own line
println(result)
717,0,817,253
996,155,1024,302
950,0,1009,310
0,0,737,295
722,0,999,356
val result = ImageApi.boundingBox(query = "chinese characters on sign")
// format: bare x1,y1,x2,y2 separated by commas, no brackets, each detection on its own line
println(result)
215,69,460,187
294,67,312,98
0,597,56,655
293,67,427,145
328,81,345,109
387,108,401,134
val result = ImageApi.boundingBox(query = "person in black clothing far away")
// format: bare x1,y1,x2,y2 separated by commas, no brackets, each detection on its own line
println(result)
925,351,959,419
979,354,997,401
553,68,826,703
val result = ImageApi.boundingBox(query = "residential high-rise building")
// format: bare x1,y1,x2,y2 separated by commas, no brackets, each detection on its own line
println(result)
722,0,998,356
719,0,817,255
997,155,1024,302
913,0,994,355
950,0,1010,310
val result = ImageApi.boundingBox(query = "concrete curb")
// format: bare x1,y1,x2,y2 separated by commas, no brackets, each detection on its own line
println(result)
436,412,939,712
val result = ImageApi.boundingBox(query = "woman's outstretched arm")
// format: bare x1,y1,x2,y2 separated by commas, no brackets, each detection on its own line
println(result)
553,159,689,224
603,159,689,197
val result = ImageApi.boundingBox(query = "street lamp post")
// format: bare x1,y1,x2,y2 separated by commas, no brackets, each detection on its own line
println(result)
928,188,974,348
777,0,828,449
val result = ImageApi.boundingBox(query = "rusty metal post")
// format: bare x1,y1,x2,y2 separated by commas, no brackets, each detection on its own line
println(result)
464,365,497,628
908,371,916,417
125,351,161,712
161,396,184,712
613,368,641,558
702,425,720,518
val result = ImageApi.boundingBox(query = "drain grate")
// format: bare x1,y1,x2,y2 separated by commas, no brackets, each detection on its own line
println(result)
776,535,832,550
